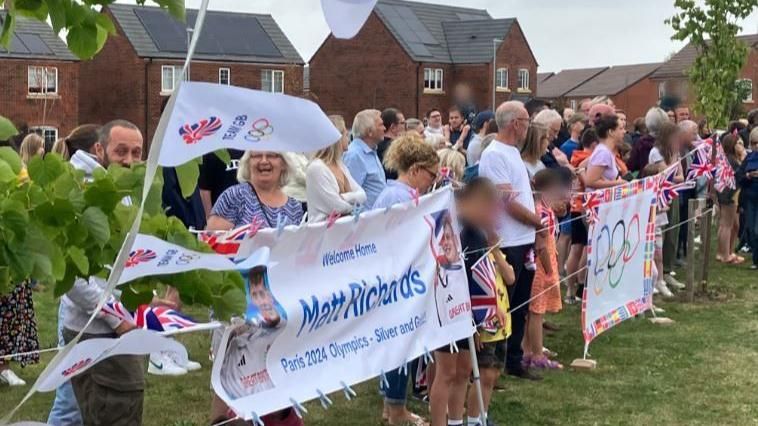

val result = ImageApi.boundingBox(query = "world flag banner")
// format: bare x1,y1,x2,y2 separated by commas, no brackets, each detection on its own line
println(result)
582,178,657,344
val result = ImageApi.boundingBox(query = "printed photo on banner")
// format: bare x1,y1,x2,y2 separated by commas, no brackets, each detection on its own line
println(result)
425,209,470,327
218,265,287,400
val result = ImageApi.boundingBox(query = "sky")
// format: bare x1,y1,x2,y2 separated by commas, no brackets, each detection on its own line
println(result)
117,0,758,72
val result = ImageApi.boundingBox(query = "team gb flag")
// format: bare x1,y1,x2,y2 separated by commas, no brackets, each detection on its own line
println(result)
159,82,341,167
321,0,378,39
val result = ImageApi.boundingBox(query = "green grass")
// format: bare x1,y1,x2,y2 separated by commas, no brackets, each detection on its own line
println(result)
2,255,757,425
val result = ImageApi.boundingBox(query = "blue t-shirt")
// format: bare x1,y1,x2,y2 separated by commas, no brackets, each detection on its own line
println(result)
560,139,580,161
372,180,414,209
211,183,304,229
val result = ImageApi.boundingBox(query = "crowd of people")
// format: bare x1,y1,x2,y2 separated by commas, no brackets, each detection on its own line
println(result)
0,83,757,426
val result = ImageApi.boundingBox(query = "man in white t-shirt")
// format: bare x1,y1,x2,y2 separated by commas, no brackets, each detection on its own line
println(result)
478,101,544,380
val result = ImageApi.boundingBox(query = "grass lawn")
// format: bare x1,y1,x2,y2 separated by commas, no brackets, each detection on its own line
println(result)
1,253,757,425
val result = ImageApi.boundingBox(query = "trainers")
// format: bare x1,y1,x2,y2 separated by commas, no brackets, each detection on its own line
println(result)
166,351,202,372
653,286,660,295
655,281,674,298
664,274,685,290
506,366,543,381
0,369,26,386
652,304,665,314
148,353,187,376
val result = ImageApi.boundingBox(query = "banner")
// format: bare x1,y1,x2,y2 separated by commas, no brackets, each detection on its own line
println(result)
582,179,657,344
117,234,270,285
35,329,186,392
158,82,341,167
211,187,474,419
320,0,377,39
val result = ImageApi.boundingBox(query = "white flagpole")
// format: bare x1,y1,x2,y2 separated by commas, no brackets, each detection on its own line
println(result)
467,334,488,426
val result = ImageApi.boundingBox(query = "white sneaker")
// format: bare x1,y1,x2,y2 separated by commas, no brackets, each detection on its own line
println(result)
653,286,660,295
164,350,201,372
0,369,26,386
655,281,674,298
652,304,665,314
664,274,686,290
148,353,187,376
694,236,702,245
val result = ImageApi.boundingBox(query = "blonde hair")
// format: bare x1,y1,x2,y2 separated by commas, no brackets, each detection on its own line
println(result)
237,150,292,188
51,138,69,160
383,133,439,174
521,123,548,164
437,148,465,180
313,115,347,166
20,133,44,164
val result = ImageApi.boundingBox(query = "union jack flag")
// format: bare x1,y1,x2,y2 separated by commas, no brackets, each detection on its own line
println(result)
714,160,736,192
657,165,696,210
198,217,264,256
125,249,157,268
538,200,557,238
470,254,499,332
101,302,199,332
583,191,602,225
179,116,223,144
687,142,715,181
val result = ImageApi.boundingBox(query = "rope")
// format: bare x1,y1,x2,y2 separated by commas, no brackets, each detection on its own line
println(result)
507,266,588,315
0,347,60,361
211,416,243,426
659,207,714,233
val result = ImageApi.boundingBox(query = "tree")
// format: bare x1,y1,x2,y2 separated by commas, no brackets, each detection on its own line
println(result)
666,0,757,129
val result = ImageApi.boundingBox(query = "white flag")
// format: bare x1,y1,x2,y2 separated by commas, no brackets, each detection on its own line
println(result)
118,234,269,286
321,0,377,39
159,82,341,167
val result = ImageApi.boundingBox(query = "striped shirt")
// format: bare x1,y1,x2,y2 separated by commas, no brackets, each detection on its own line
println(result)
211,183,304,229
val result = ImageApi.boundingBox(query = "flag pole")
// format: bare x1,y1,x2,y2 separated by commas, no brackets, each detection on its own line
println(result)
467,334,488,426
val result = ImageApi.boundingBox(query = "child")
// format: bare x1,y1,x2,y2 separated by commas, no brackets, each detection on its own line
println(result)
524,168,565,370
641,163,671,311
456,178,515,426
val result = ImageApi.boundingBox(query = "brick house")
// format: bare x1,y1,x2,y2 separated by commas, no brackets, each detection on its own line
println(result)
565,63,662,121
651,34,757,111
308,0,538,123
80,4,304,141
0,12,78,148
535,67,607,107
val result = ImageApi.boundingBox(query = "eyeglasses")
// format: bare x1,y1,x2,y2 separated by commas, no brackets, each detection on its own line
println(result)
421,167,438,180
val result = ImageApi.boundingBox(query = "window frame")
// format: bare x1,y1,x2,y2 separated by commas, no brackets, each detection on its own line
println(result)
31,126,58,147
423,67,444,92
262,69,285,93
27,65,58,95
219,67,231,85
495,68,509,91
517,68,530,91
658,81,667,99
738,78,753,103
161,65,181,94
570,99,577,110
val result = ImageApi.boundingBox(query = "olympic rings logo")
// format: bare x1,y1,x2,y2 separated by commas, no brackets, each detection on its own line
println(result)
175,253,199,265
243,118,274,143
592,214,641,295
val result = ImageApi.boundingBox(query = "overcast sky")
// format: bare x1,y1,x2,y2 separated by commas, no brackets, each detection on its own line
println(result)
117,0,758,72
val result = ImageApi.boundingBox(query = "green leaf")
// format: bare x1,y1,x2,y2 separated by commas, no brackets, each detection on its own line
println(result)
0,147,22,175
34,199,76,227
0,116,18,141
84,177,128,213
175,160,200,199
81,206,110,247
27,154,67,186
214,149,231,165
121,280,157,309
0,13,15,49
68,246,89,275
213,286,246,320
47,0,68,34
14,0,49,21
66,21,99,59
0,267,10,296
1,199,29,243
0,161,16,184
155,0,186,22
95,13,116,35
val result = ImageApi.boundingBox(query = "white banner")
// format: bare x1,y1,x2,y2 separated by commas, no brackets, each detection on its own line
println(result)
321,0,377,39
158,82,341,166
35,329,186,392
117,234,270,286
211,187,474,419
583,179,657,344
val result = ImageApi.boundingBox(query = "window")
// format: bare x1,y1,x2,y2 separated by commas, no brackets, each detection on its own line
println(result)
423,68,443,92
219,68,231,85
658,81,667,99
496,68,508,90
570,99,577,110
738,78,753,103
262,69,285,93
27,66,57,95
32,126,58,147
517,69,529,91
161,65,182,93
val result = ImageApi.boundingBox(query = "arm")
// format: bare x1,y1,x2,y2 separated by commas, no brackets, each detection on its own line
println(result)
206,187,238,231
343,151,367,188
200,190,213,218
66,276,123,330
584,165,624,189
486,231,515,286
551,146,571,168
306,162,355,215
206,215,234,231
341,164,368,205
535,231,553,276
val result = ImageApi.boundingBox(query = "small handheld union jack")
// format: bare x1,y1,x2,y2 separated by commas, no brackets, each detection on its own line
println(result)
538,199,557,238
179,116,223,144
101,301,199,332
687,143,715,181
198,217,264,257
657,165,695,210
470,254,499,333
583,191,602,225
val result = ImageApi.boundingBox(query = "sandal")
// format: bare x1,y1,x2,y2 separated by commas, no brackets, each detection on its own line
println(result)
389,412,428,426
530,357,563,370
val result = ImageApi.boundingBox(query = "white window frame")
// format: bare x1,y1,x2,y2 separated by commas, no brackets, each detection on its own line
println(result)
219,67,231,85
570,99,577,110
658,81,667,99
161,65,182,94
738,78,753,103
423,68,443,92
262,69,285,93
517,68,530,91
496,68,509,91
31,126,58,147
27,66,58,96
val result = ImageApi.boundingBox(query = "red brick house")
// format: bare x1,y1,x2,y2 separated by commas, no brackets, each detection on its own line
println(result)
308,0,538,123
0,12,78,148
80,4,304,141
651,34,757,111
535,67,607,106
565,63,662,121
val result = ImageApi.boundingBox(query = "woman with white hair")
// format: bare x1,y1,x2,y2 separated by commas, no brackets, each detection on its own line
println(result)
207,150,304,230
628,107,669,173
306,115,367,222
532,109,571,168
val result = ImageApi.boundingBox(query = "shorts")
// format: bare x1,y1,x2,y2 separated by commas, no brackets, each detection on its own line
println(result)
570,212,588,245
476,340,506,369
436,338,469,353
558,214,571,236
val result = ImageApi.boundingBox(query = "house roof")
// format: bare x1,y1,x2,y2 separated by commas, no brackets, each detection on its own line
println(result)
0,12,77,61
651,33,758,79
536,67,608,99
441,18,515,64
566,62,661,97
537,72,554,85
374,0,494,63
107,4,303,64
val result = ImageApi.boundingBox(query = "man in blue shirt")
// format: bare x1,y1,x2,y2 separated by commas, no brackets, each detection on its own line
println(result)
559,112,586,161
344,109,387,208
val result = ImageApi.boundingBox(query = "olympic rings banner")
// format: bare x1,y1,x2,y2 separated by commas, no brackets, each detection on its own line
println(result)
211,187,475,419
158,82,341,167
582,178,657,344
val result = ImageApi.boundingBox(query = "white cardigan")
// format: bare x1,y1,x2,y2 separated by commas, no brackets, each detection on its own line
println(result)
306,158,367,223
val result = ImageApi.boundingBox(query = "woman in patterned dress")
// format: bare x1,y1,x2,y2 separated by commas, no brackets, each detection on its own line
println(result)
0,281,40,386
